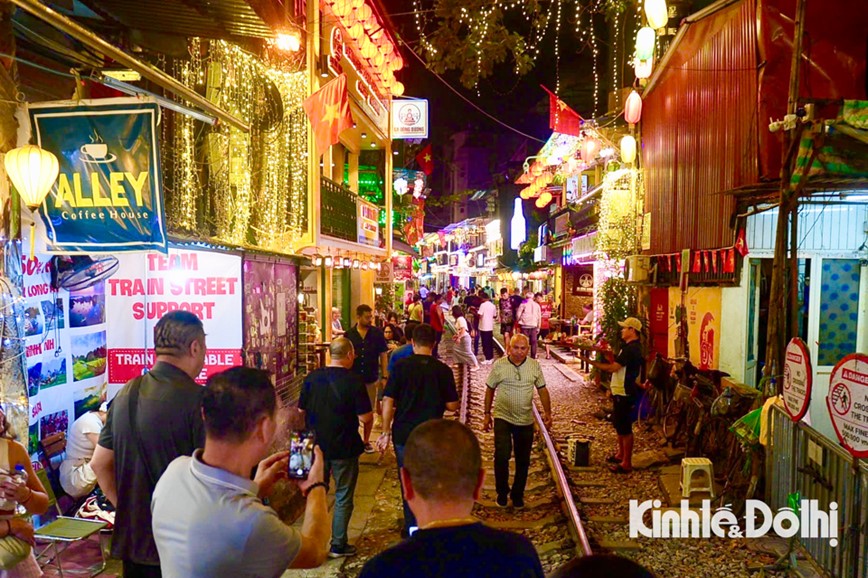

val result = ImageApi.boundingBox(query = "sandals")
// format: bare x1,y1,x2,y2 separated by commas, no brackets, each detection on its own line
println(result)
605,455,621,464
608,464,633,474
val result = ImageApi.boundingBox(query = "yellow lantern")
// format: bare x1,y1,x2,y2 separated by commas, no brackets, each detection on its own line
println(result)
332,0,352,17
520,187,532,200
373,51,385,68
4,144,59,257
620,135,637,164
360,36,376,58
624,90,643,124
380,38,394,56
535,191,553,208
645,0,668,30
356,3,372,24
391,81,405,96
347,21,364,41
636,27,656,61
351,0,364,9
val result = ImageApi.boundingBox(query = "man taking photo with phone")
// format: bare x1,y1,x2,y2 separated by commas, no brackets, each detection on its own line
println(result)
151,367,330,576
299,337,373,558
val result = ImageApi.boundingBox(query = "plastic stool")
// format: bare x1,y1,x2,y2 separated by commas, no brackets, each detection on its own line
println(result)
680,457,715,498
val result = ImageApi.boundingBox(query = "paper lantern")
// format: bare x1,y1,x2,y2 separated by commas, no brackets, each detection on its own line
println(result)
390,53,404,71
634,57,653,80
636,27,656,61
535,191,553,208
510,198,527,250
356,3,372,24
520,187,532,200
391,81,404,96
531,163,543,177
351,0,364,9
373,51,385,68
624,90,643,124
332,0,352,17
347,21,364,40
4,144,60,258
581,137,600,162
620,135,637,164
380,38,394,56
645,0,668,29
360,36,376,59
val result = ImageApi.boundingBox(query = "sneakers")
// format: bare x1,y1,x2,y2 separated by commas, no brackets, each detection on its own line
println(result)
496,495,508,508
481,359,494,365
512,497,525,509
364,443,376,454
328,544,358,558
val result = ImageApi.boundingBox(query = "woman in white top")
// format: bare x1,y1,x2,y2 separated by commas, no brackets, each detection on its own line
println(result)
59,403,107,498
0,407,50,578
331,307,345,337
451,305,479,369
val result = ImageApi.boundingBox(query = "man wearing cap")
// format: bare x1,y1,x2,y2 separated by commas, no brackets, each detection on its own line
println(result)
583,317,643,473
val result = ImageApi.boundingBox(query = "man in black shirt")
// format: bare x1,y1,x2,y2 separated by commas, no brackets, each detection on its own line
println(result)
378,324,459,536
344,304,389,453
360,420,544,578
299,337,373,558
584,317,644,474
91,311,207,578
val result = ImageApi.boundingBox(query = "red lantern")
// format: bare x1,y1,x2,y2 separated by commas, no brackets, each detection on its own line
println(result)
624,90,643,125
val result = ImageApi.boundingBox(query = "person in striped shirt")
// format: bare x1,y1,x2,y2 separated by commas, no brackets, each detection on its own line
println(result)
483,334,552,509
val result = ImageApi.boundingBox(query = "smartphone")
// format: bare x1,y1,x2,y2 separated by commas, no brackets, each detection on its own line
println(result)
288,430,316,479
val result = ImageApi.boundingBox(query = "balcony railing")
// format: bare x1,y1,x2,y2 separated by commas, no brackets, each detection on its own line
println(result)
320,176,359,243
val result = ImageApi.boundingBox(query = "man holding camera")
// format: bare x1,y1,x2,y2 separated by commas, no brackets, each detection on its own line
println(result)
151,367,330,576
299,337,373,558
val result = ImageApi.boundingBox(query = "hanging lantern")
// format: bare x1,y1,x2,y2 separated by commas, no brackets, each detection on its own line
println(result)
324,255,334,268
531,163,543,177
390,53,404,71
520,187,532,200
360,36,376,58
332,0,352,17
535,191,553,209
636,27,656,61
391,81,405,96
624,90,643,125
351,0,365,9
634,57,653,80
347,21,364,41
620,135,637,164
342,257,352,268
4,144,60,258
356,3,372,24
645,0,669,29
380,37,394,56
373,51,385,68
581,137,600,162
510,198,526,250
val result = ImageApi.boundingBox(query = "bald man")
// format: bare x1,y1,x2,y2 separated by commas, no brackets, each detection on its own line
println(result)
483,335,552,508
299,337,374,558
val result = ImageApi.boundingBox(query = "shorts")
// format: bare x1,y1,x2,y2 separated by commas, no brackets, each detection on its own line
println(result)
539,328,549,339
501,323,513,335
612,394,637,436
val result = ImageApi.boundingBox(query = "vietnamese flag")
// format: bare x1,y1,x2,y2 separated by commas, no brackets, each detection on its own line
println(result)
541,85,583,136
724,249,736,273
416,144,434,175
692,251,702,273
735,227,749,257
303,74,354,156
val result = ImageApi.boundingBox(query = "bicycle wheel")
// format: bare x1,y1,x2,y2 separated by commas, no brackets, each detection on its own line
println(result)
718,445,751,517
700,417,731,473
663,398,687,444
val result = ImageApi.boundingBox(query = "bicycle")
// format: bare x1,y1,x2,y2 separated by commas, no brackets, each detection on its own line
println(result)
717,408,764,518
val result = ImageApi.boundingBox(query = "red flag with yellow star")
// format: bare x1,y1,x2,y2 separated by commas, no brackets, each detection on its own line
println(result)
416,144,434,175
303,74,354,156
541,85,583,136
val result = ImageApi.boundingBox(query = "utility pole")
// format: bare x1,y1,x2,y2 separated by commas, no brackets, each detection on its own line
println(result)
765,0,807,391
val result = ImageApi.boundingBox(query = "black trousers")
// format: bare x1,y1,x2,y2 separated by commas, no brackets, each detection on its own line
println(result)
480,330,494,360
123,561,162,578
494,418,534,501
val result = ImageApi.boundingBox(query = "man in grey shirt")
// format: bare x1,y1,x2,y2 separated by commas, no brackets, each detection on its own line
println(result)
151,367,330,577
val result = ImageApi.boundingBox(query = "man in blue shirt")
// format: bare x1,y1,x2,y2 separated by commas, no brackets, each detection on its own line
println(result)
386,321,419,377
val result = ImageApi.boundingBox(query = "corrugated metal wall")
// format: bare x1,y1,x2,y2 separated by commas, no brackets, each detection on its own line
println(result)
643,0,759,254
747,202,868,253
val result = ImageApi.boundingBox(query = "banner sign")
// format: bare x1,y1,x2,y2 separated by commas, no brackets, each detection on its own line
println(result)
391,99,429,139
106,248,243,389
357,199,380,247
827,353,868,458
22,251,101,457
783,337,812,422
29,99,167,253
392,256,414,282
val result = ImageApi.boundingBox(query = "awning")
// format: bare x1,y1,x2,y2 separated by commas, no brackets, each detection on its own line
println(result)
392,237,418,256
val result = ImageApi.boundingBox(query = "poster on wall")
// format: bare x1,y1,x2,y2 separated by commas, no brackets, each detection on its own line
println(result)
22,252,106,456
105,248,243,394
667,287,721,371
827,353,868,458
242,258,298,389
28,98,168,253
783,337,812,422
357,199,380,247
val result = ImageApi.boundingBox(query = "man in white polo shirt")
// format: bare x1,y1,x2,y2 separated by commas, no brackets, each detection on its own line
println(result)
477,292,498,364
483,334,552,508
151,367,330,577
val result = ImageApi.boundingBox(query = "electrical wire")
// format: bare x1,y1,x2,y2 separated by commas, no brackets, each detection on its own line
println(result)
398,40,546,143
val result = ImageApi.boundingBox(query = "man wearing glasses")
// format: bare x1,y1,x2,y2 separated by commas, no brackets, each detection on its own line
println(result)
483,334,552,509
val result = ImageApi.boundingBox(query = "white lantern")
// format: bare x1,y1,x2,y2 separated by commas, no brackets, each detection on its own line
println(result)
620,135,637,164
4,144,60,258
582,137,600,162
510,198,526,250
636,27,656,62
634,57,653,80
645,0,668,30
394,177,408,196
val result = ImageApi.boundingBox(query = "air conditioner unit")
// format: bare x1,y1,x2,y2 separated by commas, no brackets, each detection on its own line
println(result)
625,255,651,283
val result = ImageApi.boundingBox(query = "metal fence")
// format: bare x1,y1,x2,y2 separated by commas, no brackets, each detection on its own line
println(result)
766,404,868,577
